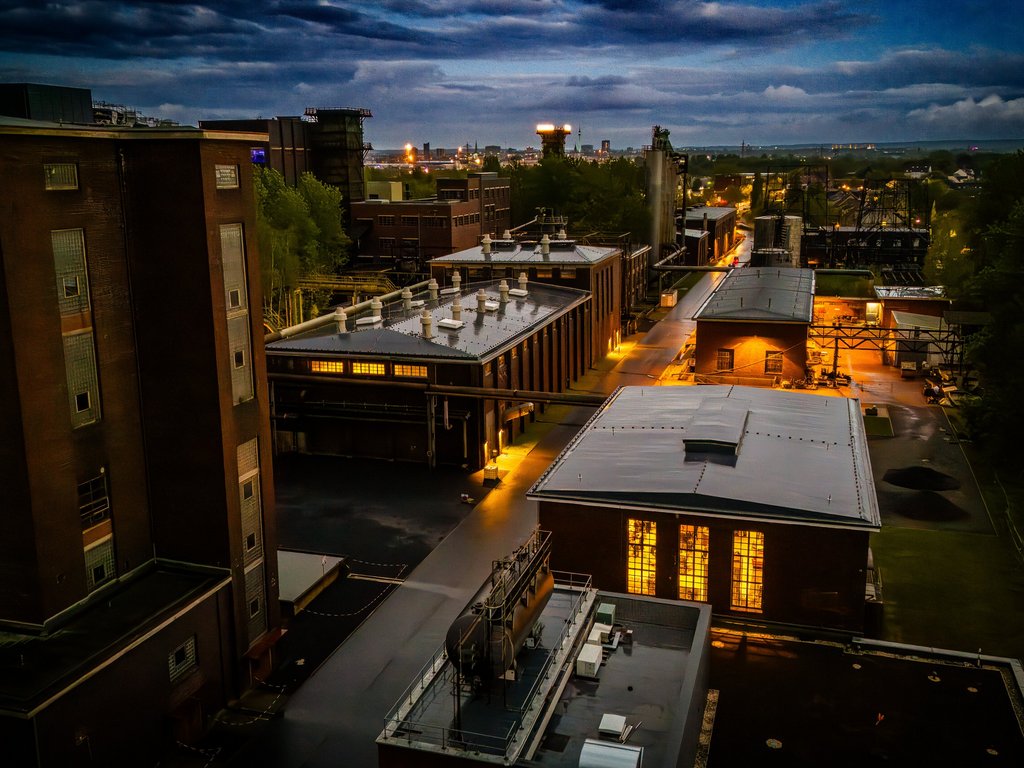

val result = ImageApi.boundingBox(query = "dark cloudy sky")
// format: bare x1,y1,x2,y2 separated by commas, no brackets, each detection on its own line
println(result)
1,1,1021,149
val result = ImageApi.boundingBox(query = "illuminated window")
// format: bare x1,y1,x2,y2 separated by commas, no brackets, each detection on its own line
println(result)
394,364,427,378
352,361,385,376
716,348,734,372
764,350,783,375
626,519,657,596
44,162,78,190
678,525,709,601
731,530,764,613
310,360,345,374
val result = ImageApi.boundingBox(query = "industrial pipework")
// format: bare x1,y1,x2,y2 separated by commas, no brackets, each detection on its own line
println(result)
445,529,554,688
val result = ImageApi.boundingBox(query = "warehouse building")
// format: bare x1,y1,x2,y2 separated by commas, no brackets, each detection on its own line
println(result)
266,275,591,470
529,385,880,633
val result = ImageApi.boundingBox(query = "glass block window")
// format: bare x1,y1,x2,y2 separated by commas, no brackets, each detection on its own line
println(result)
85,535,115,591
168,636,198,683
626,519,657,596
227,314,253,403
44,162,79,190
244,562,267,645
678,525,710,602
52,229,90,315
63,330,101,427
215,164,239,189
78,472,110,529
237,439,262,567
731,530,765,613
310,360,345,374
764,350,783,375
220,224,248,312
352,361,385,376
393,364,427,378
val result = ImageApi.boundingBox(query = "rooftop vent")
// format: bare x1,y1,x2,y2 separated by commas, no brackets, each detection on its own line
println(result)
438,318,465,331
356,314,382,327
481,233,492,254
681,402,749,456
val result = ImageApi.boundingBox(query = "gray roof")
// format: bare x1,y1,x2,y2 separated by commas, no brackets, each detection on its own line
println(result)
874,285,947,300
685,206,736,221
432,239,619,266
695,267,815,322
528,385,880,530
266,279,588,362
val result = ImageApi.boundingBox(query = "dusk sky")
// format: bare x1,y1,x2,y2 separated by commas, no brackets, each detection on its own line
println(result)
1,1,1022,150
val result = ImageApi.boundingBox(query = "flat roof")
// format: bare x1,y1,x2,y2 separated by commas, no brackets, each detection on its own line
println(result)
433,239,620,266
0,115,267,142
891,310,943,330
267,279,589,362
684,206,736,221
528,386,880,530
874,285,948,300
0,563,228,715
377,585,710,768
695,267,815,322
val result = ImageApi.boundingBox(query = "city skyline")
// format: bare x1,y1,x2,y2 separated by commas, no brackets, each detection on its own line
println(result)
0,1,1022,149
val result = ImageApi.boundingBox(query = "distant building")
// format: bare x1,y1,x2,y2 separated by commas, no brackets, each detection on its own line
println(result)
529,385,881,633
266,276,591,469
200,106,372,224
351,172,511,265
535,122,571,157
693,267,814,385
685,206,737,263
0,82,93,123
0,119,280,765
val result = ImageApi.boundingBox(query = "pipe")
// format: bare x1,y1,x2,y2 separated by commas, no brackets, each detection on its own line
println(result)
264,278,432,342
267,371,608,406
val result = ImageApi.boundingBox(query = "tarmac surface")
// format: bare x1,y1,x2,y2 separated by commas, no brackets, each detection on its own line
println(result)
166,266,1024,766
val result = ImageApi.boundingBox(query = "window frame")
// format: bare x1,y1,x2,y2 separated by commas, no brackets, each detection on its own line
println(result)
44,162,79,191
626,518,657,596
678,524,710,602
764,350,783,375
730,529,765,613
716,348,734,372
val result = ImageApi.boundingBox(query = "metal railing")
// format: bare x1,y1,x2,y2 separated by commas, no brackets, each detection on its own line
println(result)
380,571,596,757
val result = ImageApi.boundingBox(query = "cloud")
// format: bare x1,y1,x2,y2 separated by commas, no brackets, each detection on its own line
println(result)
763,85,810,101
907,94,1024,137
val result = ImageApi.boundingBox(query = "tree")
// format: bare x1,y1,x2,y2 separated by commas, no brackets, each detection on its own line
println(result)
255,167,349,323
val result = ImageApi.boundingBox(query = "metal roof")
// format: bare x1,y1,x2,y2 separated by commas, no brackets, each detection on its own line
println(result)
695,267,814,322
528,385,880,530
890,310,943,330
874,285,947,300
685,206,736,221
432,239,619,266
266,279,588,362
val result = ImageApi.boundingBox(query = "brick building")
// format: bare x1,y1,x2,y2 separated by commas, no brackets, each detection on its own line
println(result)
693,267,815,386
266,276,591,470
529,385,881,633
351,172,511,265
0,119,279,765
430,232,622,363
